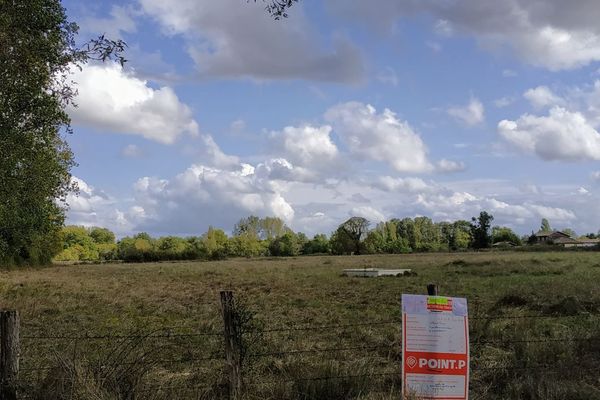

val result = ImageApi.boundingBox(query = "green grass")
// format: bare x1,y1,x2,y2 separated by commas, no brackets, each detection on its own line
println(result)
2,251,600,399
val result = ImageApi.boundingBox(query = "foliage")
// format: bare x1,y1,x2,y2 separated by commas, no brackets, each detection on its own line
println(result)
364,221,412,254
233,215,289,240
53,211,600,264
448,220,473,250
562,228,577,238
202,227,229,260
0,0,125,267
302,234,331,255
329,227,358,255
228,233,268,258
492,226,522,245
54,225,116,262
268,232,302,256
337,217,369,255
471,211,494,249
256,0,299,19
89,227,115,244
540,218,552,232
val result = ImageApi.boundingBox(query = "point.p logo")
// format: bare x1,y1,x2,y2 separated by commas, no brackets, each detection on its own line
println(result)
406,356,418,369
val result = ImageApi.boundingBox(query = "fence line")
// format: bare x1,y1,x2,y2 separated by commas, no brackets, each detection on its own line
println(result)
3,290,600,399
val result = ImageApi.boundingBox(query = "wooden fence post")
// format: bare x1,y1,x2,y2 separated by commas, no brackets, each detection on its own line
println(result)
220,291,242,400
427,284,438,296
0,310,20,400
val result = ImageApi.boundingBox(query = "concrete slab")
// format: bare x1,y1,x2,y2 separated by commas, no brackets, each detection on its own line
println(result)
343,268,412,277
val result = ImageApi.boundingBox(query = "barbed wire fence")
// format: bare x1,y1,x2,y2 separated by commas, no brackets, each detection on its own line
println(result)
1,289,600,399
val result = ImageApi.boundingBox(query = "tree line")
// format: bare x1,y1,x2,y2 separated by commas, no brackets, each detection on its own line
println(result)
53,211,560,263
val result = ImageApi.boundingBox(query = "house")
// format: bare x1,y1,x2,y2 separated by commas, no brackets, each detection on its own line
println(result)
552,236,579,246
534,230,572,244
563,238,600,248
535,231,600,248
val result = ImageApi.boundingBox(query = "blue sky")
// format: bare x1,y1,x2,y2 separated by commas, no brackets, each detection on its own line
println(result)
63,0,600,238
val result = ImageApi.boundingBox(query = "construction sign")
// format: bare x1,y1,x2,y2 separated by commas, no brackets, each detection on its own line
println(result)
401,294,469,399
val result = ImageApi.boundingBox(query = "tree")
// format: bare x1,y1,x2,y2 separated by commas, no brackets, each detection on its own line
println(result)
303,234,330,254
233,216,261,239
55,225,98,261
157,236,189,260
491,226,521,245
329,228,356,255
227,233,267,258
470,211,494,249
256,0,299,19
260,216,287,240
0,0,125,266
338,217,370,255
414,216,441,251
540,218,552,232
396,218,420,251
363,230,386,254
89,227,115,244
268,232,301,256
562,228,577,238
202,226,229,260
443,220,472,251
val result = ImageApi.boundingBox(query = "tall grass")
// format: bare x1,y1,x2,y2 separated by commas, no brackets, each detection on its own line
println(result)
1,252,600,399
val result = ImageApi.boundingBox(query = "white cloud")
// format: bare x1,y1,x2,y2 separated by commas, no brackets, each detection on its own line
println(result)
436,159,466,173
350,206,386,223
66,177,132,236
523,86,564,109
415,188,576,227
495,97,515,108
372,176,433,193
498,107,600,161
69,63,199,144
271,125,339,170
131,163,295,235
567,80,600,127
74,169,594,238
526,204,576,221
434,19,453,36
592,171,600,181
577,187,590,195
121,144,143,158
254,158,316,183
376,67,399,86
502,69,518,78
80,5,137,39
139,0,364,83
199,135,240,169
325,102,433,173
327,0,600,71
447,97,485,126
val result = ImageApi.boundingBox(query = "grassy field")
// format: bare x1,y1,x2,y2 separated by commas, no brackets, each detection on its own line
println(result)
1,251,600,399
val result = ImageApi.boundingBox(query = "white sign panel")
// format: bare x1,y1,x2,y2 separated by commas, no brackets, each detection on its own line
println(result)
401,294,469,399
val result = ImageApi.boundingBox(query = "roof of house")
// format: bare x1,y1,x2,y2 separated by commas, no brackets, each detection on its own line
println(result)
553,237,580,244
577,238,600,244
535,230,571,238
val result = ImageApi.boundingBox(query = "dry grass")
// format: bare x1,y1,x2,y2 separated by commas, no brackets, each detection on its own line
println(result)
2,251,600,399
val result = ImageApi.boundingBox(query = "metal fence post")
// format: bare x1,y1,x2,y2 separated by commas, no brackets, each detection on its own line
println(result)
427,284,438,296
0,310,20,400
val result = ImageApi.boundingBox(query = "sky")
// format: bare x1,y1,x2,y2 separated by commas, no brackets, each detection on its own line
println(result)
62,0,600,238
